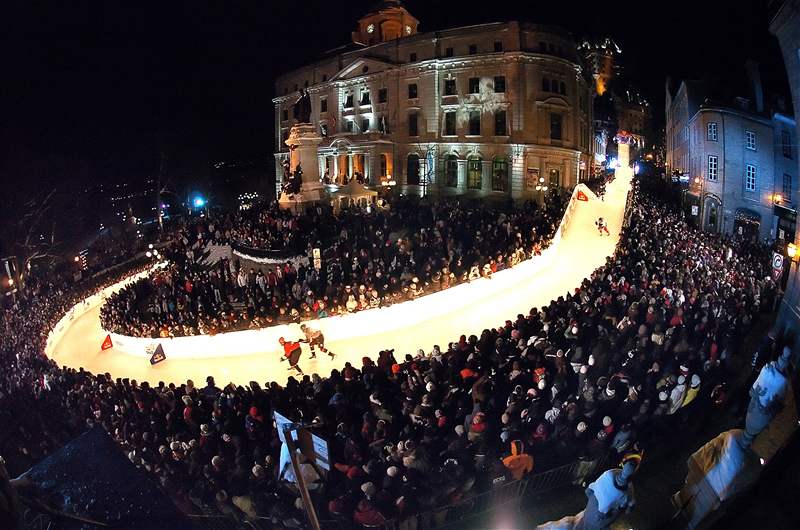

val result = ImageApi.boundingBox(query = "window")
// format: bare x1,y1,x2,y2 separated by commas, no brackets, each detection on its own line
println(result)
444,79,457,96
281,109,288,121
550,113,562,140
468,44,477,55
548,43,555,53
322,74,328,82
782,130,793,158
542,77,550,92
526,168,540,189
320,98,327,113
408,83,418,99
745,130,756,150
294,84,298,91
344,94,354,108
410,52,417,62
468,110,481,135
494,41,503,52
492,157,508,192
360,90,371,105
549,168,560,187
469,77,480,94
745,164,756,191
559,81,566,95
467,157,482,189
407,154,420,185
494,110,507,136
380,154,387,177
304,80,309,87
539,42,547,52
378,88,388,103
444,155,458,187
707,122,717,141
708,155,718,181
494,76,506,93
408,113,419,136
445,47,454,57
361,118,370,132
783,173,792,198
444,111,456,136
345,120,354,133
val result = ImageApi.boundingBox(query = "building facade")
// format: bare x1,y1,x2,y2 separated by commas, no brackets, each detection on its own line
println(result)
272,1,594,200
770,0,800,350
666,80,796,241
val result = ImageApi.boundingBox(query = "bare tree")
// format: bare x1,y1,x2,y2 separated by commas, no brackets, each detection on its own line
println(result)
5,189,60,272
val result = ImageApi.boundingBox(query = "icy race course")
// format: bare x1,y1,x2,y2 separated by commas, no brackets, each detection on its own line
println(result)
47,169,632,386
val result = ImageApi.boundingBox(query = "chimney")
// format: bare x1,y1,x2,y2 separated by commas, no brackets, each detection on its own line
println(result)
745,60,764,113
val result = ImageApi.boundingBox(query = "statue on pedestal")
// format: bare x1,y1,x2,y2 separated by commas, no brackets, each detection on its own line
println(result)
293,88,312,124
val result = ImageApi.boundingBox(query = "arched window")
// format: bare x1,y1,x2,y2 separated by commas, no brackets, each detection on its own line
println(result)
492,157,508,192
407,154,420,185
444,154,458,187
467,157,482,189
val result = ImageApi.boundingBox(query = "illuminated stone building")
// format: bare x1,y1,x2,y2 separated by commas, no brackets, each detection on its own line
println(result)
272,0,594,199
770,0,800,350
666,75,796,241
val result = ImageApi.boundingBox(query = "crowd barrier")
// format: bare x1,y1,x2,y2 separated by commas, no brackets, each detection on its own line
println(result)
45,265,164,358
180,453,613,530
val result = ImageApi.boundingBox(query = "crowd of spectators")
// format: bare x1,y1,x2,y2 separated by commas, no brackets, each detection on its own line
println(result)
0,177,779,529
100,193,569,337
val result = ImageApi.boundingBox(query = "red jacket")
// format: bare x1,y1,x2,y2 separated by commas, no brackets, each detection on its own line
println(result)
282,341,301,357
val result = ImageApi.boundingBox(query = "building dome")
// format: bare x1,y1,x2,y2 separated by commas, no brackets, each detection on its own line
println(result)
352,0,419,45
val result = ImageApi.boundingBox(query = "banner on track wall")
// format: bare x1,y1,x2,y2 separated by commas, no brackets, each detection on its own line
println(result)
101,335,113,351
576,190,589,202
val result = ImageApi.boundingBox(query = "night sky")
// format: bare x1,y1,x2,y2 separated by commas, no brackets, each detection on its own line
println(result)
1,0,786,197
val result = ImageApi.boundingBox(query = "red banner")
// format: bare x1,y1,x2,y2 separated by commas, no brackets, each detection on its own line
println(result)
576,190,589,202
101,335,113,351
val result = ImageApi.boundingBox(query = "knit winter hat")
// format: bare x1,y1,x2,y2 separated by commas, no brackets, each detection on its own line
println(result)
691,374,701,388
361,482,377,497
455,425,465,436
602,416,612,427
576,421,588,433
387,466,399,477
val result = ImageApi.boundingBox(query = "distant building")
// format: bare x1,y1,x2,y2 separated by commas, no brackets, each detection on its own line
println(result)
272,1,595,200
769,0,800,350
580,37,650,160
665,72,796,241
579,37,621,97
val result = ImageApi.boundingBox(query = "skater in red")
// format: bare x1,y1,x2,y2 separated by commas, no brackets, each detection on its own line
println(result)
299,323,335,359
596,217,610,236
278,337,304,374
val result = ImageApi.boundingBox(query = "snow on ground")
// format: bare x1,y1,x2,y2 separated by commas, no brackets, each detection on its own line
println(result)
49,169,632,387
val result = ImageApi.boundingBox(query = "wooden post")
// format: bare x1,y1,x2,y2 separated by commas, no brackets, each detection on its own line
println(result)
284,426,321,530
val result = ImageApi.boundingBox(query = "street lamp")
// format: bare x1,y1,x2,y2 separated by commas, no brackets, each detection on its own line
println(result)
788,243,798,262
535,176,549,203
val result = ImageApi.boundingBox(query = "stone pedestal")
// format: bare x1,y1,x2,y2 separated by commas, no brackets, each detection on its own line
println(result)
278,123,326,212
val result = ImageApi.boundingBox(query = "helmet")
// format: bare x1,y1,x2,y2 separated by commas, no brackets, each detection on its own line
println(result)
278,337,285,344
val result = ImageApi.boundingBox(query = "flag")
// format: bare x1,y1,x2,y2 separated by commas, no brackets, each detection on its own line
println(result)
576,190,589,202
150,344,166,365
101,334,113,351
